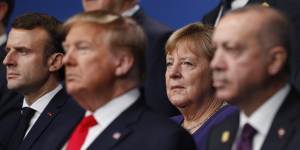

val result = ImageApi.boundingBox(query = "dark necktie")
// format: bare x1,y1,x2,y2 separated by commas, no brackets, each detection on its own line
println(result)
7,107,36,150
236,123,257,150
221,0,233,16
66,115,97,150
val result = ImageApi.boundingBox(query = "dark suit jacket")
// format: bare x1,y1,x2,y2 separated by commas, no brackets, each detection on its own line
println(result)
87,97,196,150
206,87,300,150
132,8,179,116
202,0,268,26
1,88,84,150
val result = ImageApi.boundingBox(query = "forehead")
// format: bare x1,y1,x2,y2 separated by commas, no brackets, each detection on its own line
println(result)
168,39,206,57
7,28,48,48
65,22,106,42
213,13,262,44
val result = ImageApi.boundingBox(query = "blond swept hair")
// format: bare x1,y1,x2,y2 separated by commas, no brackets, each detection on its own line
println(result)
165,22,214,60
63,10,146,81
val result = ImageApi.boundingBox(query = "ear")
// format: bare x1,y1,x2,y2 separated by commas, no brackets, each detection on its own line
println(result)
114,51,134,77
267,46,287,75
0,2,8,22
48,53,64,72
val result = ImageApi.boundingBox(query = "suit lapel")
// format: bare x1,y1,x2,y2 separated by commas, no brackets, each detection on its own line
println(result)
207,111,239,150
19,89,69,150
261,88,300,150
88,99,145,150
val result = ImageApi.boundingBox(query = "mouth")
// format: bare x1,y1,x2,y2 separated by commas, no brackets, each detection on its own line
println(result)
170,85,184,90
6,72,19,80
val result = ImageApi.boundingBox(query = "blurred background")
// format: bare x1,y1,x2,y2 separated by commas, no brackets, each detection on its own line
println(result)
9,0,220,30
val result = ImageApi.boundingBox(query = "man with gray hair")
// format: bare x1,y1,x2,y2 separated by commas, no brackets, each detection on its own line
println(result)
206,5,300,150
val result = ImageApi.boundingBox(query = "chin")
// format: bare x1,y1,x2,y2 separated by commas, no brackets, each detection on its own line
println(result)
170,98,189,108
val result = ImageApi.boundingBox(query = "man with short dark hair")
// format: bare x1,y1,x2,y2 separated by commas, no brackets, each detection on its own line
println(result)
1,13,84,150
206,5,300,150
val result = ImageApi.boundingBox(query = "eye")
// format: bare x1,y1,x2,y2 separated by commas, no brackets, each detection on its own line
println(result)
166,60,173,67
76,43,91,51
62,43,69,52
182,61,193,66
16,48,29,56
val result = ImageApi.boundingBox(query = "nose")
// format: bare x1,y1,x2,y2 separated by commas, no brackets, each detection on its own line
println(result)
210,49,226,72
3,50,16,66
167,63,182,79
62,48,76,66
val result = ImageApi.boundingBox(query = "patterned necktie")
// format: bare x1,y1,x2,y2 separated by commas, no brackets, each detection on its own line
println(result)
66,115,97,150
236,123,257,150
7,107,36,150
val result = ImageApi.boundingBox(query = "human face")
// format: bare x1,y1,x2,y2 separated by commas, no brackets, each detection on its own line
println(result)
63,23,117,103
82,0,120,12
3,28,51,94
210,14,269,104
165,41,212,108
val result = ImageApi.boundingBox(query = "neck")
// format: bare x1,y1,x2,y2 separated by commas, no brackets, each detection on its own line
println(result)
181,94,223,133
240,76,288,116
79,80,138,112
24,77,60,106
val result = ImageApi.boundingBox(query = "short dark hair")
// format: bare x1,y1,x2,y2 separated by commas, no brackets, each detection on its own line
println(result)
11,12,64,79
0,0,14,26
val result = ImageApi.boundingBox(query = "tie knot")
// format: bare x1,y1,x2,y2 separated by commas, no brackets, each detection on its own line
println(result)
80,115,97,129
21,107,36,119
241,123,257,140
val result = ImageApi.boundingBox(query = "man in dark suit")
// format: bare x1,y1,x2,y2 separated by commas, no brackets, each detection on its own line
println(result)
62,10,195,150
82,0,178,116
202,0,300,94
207,5,300,150
1,13,84,150
202,0,269,26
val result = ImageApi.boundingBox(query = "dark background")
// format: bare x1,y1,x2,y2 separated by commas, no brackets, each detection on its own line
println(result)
8,0,220,30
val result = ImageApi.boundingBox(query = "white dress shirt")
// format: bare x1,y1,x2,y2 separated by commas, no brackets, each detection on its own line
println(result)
122,4,140,17
63,88,140,150
0,34,7,46
215,0,249,26
22,84,63,136
232,84,291,150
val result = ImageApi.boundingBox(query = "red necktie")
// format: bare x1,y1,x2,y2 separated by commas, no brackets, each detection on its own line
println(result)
66,115,97,150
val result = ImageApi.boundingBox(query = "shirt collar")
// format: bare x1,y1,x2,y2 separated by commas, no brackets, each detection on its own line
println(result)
122,5,140,17
240,84,291,135
86,88,140,128
0,34,7,46
23,84,63,114
231,0,249,9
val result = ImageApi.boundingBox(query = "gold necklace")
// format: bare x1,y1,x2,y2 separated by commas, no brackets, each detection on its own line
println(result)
183,103,225,133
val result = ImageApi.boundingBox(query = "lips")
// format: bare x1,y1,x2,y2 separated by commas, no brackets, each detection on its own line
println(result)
170,85,184,90
6,72,19,80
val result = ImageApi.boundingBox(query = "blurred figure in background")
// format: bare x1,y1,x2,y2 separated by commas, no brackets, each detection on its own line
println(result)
82,0,178,116
165,22,237,150
206,5,300,150
62,10,195,150
202,0,300,95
